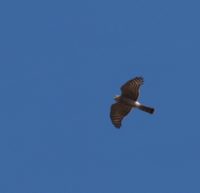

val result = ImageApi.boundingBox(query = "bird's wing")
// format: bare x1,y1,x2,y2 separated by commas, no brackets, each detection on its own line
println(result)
120,76,144,100
110,102,132,128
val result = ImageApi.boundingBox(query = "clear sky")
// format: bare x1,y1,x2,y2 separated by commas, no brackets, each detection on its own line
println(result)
0,0,200,193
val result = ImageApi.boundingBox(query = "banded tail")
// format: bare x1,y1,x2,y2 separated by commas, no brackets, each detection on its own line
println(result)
138,105,154,114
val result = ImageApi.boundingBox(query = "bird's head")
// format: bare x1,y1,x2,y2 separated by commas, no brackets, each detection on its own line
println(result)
114,95,121,102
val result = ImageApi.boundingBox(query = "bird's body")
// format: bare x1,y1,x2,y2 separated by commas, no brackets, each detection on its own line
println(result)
110,76,154,128
115,95,140,107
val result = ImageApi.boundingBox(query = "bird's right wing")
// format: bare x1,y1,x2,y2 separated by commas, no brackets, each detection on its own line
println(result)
120,76,144,100
110,102,132,128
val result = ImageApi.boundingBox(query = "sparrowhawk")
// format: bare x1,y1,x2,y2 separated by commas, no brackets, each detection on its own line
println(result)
110,76,154,128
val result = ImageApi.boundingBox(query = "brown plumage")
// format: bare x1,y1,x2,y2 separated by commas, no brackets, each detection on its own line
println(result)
110,76,154,128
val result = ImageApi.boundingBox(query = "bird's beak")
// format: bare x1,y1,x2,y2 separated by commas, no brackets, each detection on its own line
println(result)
114,95,120,101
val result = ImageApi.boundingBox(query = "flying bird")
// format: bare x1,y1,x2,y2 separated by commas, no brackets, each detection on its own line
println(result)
110,76,154,128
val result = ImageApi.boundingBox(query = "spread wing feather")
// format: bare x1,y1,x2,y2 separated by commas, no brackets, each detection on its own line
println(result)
120,76,144,100
110,102,132,128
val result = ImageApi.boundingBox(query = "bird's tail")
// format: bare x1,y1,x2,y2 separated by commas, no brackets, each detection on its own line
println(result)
138,104,154,114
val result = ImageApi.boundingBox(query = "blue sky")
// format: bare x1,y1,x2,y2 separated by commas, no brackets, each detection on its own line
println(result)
0,0,200,193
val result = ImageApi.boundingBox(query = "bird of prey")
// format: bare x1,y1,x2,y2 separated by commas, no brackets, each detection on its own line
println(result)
110,76,154,128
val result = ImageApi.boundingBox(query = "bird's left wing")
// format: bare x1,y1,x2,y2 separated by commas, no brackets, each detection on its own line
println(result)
120,76,144,100
110,102,132,128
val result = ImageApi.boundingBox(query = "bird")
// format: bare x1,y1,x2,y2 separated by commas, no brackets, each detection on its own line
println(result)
110,76,154,128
